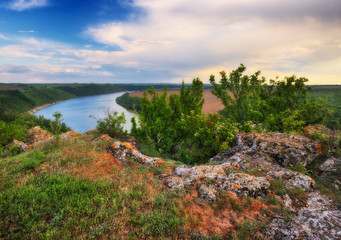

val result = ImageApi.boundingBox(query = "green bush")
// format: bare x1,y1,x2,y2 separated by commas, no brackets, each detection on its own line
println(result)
131,80,237,164
93,111,127,139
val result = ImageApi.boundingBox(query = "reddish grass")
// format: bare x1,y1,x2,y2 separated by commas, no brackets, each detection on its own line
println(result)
183,189,269,236
72,152,122,180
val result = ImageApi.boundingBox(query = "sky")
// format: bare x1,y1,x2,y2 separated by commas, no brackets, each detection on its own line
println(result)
0,0,340,84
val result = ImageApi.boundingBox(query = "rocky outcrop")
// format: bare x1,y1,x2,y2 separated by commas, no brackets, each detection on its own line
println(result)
126,135,140,149
110,133,316,202
266,191,341,240
82,129,97,136
211,132,322,168
165,164,271,199
106,133,340,238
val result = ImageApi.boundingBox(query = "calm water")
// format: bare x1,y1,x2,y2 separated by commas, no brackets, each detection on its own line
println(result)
34,92,137,133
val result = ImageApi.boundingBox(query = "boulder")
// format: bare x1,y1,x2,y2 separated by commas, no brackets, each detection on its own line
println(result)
26,126,52,144
267,169,315,191
93,134,113,142
2,140,27,157
319,157,341,172
61,131,79,139
108,141,164,166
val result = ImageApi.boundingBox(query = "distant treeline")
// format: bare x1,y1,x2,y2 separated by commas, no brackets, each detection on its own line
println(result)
0,83,181,114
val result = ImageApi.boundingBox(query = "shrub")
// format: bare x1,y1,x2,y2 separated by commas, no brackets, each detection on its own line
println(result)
93,111,127,139
132,80,237,164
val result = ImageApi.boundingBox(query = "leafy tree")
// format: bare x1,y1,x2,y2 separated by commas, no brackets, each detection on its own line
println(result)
211,64,332,133
264,76,332,132
50,111,64,134
210,64,265,125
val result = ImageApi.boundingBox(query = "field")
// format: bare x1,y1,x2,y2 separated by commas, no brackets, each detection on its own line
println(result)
130,89,225,114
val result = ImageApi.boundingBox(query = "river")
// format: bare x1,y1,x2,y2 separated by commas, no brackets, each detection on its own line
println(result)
33,92,137,133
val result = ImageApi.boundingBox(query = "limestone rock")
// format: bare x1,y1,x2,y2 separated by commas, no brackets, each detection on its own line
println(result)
267,169,315,191
164,176,186,190
198,185,219,202
211,132,321,168
61,131,79,139
125,135,140,149
108,141,164,166
93,134,113,142
319,157,341,172
217,173,270,198
266,191,341,240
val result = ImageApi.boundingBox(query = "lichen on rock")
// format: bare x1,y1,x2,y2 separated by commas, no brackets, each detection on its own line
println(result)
217,173,270,198
266,191,341,240
108,141,164,166
26,126,52,144
319,157,341,172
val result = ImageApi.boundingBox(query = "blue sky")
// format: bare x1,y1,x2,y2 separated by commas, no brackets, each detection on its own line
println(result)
0,0,341,84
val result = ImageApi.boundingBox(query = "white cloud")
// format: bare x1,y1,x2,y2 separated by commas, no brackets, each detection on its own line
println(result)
8,0,47,11
85,0,341,83
1,0,341,84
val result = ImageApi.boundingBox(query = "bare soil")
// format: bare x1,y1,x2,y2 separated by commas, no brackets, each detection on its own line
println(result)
130,89,225,114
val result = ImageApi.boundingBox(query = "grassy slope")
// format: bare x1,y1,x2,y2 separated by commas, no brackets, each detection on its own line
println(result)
0,137,186,239
0,135,287,239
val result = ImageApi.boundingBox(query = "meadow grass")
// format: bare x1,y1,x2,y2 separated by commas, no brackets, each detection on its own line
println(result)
0,136,186,239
